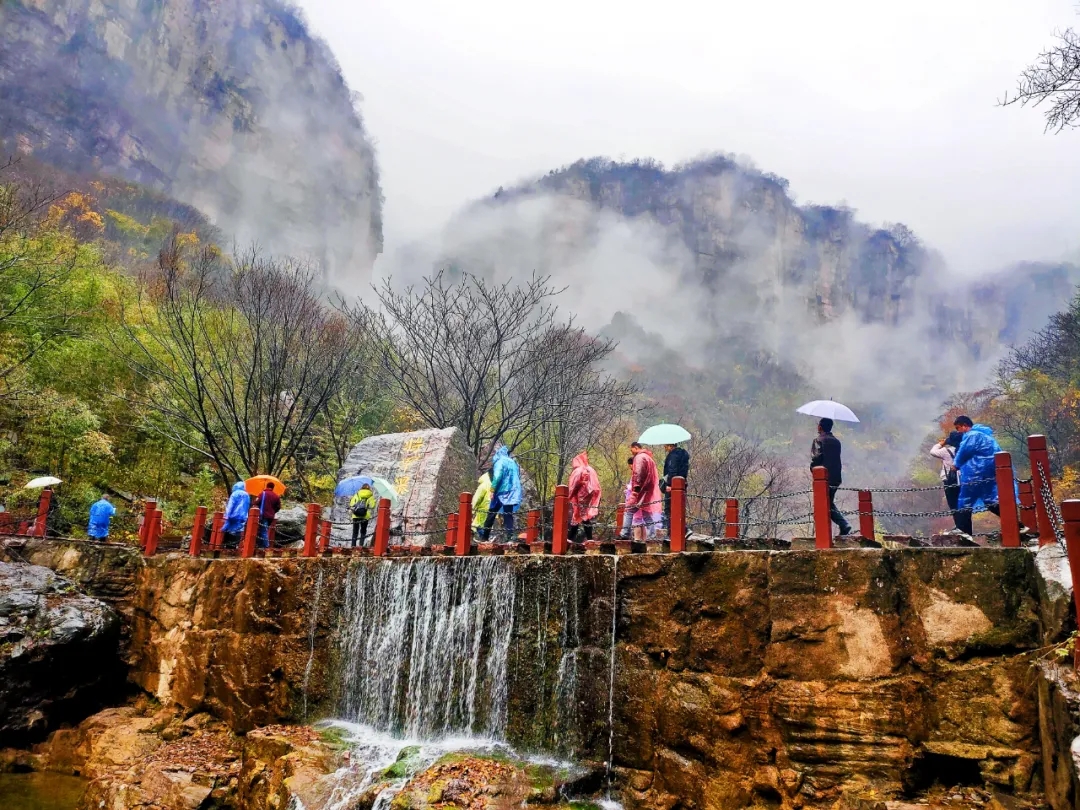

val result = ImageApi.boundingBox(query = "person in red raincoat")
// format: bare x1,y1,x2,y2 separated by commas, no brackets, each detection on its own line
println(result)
628,442,663,540
567,451,601,541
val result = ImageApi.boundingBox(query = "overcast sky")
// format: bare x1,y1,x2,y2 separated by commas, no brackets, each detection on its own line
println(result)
297,0,1080,276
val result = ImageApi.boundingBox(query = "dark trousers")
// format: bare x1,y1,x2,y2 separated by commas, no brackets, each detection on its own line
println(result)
257,519,271,548
944,482,968,533
663,490,671,529
568,520,593,541
223,530,242,549
828,485,852,534
351,518,369,547
480,497,515,541
954,502,1007,536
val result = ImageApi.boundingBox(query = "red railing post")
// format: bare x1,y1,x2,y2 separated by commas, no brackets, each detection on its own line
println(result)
724,498,739,539
456,492,472,556
1062,501,1080,667
139,499,156,550
445,513,458,548
241,506,259,557
189,506,207,556
34,489,52,537
373,498,391,556
812,466,832,549
302,503,320,557
858,490,875,542
209,511,224,550
1018,480,1038,539
994,452,1021,548
615,502,626,537
319,520,332,554
526,510,539,545
669,477,686,552
552,485,569,554
1029,434,1057,547
145,509,162,557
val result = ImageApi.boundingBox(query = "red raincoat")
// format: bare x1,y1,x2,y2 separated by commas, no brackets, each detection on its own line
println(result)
630,449,662,514
568,452,601,524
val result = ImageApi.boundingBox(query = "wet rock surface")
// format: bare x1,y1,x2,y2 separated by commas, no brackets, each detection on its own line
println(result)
0,561,121,746
4,541,1059,808
5,700,337,810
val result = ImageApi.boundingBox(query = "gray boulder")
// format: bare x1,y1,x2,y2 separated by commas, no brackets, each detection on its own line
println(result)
0,561,121,745
333,427,477,545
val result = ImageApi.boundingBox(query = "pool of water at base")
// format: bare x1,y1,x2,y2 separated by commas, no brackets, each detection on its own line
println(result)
0,772,87,810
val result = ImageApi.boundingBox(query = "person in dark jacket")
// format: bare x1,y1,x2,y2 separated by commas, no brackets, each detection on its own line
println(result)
661,443,690,532
256,482,281,549
810,418,853,537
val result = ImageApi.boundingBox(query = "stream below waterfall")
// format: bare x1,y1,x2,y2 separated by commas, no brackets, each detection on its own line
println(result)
311,554,622,809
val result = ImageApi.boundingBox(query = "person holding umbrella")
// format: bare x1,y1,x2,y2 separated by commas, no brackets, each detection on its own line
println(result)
810,418,854,538
661,443,690,532
349,481,377,547
256,482,281,548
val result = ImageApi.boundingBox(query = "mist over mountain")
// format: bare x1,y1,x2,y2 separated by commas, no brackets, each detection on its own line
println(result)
0,0,382,281
386,155,1078,477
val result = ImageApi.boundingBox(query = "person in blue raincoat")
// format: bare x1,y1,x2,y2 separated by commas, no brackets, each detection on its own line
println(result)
952,416,1036,539
87,494,116,542
222,481,250,548
479,446,522,543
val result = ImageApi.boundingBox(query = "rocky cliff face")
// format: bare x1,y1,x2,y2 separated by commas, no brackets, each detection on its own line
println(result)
490,157,1075,348
0,561,122,745
0,0,382,281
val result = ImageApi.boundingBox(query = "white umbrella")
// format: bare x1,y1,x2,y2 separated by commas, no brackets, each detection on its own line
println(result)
23,476,61,490
796,400,860,423
637,423,692,445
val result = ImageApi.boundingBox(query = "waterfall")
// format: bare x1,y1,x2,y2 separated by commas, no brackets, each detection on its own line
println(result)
302,567,325,720
337,556,516,739
605,554,619,785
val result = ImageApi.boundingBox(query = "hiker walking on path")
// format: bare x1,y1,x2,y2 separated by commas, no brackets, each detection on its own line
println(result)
661,442,690,533
951,416,1035,538
87,494,115,542
480,446,522,543
628,442,663,540
930,431,967,535
617,457,634,540
568,451,601,541
810,418,854,538
256,482,281,549
471,470,492,540
349,482,377,547
222,481,250,548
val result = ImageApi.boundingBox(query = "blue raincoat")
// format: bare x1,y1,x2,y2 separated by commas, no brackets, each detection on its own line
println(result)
489,446,522,508
87,498,116,539
222,481,251,533
953,425,1001,510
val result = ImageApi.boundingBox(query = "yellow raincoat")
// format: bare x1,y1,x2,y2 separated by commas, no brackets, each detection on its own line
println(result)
349,487,377,520
471,473,491,529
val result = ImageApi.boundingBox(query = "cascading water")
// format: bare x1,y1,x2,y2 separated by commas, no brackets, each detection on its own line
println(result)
337,556,515,739
318,554,623,810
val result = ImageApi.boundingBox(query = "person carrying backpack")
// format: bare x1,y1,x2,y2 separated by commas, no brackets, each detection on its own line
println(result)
349,482,377,547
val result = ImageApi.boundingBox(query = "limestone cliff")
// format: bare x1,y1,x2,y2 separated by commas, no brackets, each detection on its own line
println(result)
0,0,383,281
490,156,1076,347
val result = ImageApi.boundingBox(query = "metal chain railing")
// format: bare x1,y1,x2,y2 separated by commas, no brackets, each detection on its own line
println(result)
1036,460,1066,547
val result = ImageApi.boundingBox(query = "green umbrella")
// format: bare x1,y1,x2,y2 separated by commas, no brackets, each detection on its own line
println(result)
637,424,692,445
368,476,401,509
